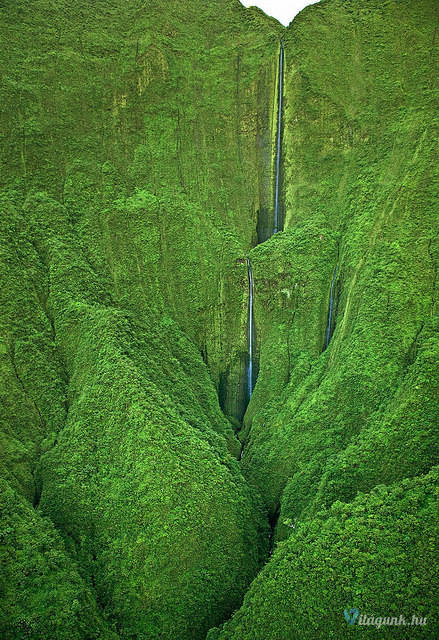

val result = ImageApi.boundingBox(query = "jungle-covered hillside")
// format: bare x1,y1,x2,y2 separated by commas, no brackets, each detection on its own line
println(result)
1,0,438,638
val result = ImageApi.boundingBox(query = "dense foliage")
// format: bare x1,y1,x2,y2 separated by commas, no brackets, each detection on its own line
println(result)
209,468,439,639
1,0,438,638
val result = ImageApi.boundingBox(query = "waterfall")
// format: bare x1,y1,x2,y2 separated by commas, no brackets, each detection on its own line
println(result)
247,257,254,399
325,266,338,349
274,39,284,234
244,39,284,410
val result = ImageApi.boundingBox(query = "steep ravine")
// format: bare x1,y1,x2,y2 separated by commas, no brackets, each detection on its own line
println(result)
1,1,438,639
209,1,439,638
239,37,284,454
1,2,282,638
238,33,339,551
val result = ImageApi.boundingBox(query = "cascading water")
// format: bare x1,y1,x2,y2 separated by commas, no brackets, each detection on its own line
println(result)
324,266,338,349
245,40,284,405
273,39,284,234
247,257,254,400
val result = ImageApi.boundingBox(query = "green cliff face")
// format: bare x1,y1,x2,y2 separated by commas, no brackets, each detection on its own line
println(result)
1,0,438,638
242,0,439,521
212,0,439,637
1,1,280,637
209,467,439,639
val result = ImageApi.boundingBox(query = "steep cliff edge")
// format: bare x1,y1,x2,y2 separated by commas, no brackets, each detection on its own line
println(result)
213,0,439,637
242,0,439,518
1,0,438,638
0,1,281,637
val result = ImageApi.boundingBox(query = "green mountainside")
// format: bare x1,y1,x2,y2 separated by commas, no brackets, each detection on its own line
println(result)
1,0,438,639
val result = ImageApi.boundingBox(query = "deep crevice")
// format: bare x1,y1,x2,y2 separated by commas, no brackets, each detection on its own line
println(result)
268,504,280,556
323,265,339,351
218,39,285,430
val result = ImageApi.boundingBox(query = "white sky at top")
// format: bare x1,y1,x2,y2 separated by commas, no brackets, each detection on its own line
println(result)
239,0,320,26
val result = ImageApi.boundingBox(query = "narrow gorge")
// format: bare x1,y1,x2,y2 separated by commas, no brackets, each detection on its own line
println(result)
1,1,438,639
244,37,284,415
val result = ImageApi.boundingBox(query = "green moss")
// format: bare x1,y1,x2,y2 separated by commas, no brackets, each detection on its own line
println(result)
1,0,438,637
209,468,439,639
241,0,439,526
0,480,117,640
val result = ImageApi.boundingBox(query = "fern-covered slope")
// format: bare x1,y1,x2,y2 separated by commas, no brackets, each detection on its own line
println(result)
1,0,438,638
0,1,281,637
211,1,439,637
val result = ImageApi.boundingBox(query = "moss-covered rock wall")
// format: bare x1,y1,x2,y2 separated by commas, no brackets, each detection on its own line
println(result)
1,0,438,638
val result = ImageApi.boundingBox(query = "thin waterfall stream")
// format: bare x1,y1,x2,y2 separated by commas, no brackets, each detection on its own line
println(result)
239,40,337,557
245,40,284,410
324,266,338,349
247,257,254,400
274,39,284,234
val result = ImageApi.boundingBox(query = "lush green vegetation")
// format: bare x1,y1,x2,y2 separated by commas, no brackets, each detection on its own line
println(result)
0,1,279,637
209,468,439,639
211,0,439,637
1,0,438,638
